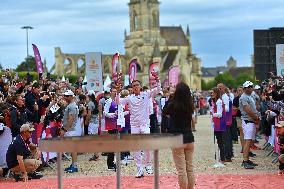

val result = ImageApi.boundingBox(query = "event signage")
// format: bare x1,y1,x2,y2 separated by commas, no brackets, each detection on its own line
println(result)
276,44,284,77
168,65,180,87
85,52,103,92
32,44,44,74
129,59,137,83
112,53,120,82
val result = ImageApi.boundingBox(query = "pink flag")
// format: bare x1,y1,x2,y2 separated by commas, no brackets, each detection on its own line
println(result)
168,65,180,87
112,53,120,82
128,59,137,83
32,44,44,74
149,62,160,89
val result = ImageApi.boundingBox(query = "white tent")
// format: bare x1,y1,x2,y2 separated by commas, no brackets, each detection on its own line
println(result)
61,75,66,82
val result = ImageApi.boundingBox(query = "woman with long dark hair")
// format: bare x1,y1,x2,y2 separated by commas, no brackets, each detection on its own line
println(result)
211,87,226,165
163,82,194,189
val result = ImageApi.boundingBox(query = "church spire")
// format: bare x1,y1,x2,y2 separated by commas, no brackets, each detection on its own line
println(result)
186,24,192,55
186,24,190,37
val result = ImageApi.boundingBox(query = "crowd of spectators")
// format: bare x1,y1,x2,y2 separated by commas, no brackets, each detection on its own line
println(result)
206,72,284,173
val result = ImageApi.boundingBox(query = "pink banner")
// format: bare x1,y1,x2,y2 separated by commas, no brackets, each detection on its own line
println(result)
112,53,120,82
168,65,180,87
32,44,44,74
149,62,160,89
129,59,137,83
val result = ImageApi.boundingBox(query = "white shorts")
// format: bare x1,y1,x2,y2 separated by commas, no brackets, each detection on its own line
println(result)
64,130,81,137
131,124,150,134
88,122,99,135
242,120,256,140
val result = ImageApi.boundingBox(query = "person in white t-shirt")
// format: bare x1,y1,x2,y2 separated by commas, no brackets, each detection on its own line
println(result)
116,79,161,178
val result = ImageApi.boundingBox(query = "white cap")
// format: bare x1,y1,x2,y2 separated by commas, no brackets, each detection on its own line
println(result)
63,90,74,96
254,85,261,90
243,81,253,88
88,90,95,96
104,87,111,93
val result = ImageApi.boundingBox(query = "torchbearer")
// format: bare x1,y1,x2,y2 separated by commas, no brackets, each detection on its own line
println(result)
116,71,161,178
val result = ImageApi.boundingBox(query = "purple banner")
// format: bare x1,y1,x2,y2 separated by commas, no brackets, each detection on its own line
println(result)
32,44,44,74
168,65,180,87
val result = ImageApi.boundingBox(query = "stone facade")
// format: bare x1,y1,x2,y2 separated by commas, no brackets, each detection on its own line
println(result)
54,0,202,89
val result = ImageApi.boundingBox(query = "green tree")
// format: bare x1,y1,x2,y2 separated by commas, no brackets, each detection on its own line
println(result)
214,72,235,88
201,79,216,90
16,56,37,72
235,73,254,87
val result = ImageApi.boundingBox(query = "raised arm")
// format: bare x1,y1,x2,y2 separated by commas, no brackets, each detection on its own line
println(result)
147,81,162,99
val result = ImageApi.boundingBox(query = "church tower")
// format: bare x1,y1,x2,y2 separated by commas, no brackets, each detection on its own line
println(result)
129,0,160,32
125,0,162,79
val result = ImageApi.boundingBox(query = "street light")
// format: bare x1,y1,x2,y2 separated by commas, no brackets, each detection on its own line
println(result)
21,26,33,71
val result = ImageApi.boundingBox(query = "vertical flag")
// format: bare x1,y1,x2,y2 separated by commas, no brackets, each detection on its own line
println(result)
168,65,180,87
128,59,137,83
32,44,44,74
149,62,160,89
112,53,120,82
85,52,103,92
276,44,284,77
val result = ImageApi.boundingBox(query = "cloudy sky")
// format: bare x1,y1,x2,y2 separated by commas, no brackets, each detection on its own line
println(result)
0,0,284,70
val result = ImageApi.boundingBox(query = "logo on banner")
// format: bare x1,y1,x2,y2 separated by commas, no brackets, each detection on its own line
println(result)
89,60,99,69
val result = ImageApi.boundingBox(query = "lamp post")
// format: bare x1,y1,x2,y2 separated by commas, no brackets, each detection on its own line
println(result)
21,26,33,71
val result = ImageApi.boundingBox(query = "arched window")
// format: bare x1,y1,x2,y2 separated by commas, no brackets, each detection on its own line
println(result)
134,12,138,30
77,58,84,69
152,11,159,28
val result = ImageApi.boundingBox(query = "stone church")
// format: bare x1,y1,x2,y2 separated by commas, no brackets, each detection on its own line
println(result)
54,0,202,89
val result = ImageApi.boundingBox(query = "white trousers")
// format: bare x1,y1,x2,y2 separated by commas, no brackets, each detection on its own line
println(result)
131,125,152,171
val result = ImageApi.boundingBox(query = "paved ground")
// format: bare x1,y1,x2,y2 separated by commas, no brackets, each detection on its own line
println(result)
1,115,282,188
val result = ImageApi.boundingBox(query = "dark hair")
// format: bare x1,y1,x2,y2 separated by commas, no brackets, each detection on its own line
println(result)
212,87,221,103
172,82,193,119
79,94,86,101
131,80,141,85
88,94,99,115
125,85,132,90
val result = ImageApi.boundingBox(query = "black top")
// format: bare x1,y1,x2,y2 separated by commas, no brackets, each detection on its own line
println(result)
6,135,31,169
233,96,241,117
11,106,29,137
25,91,39,123
162,100,194,144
